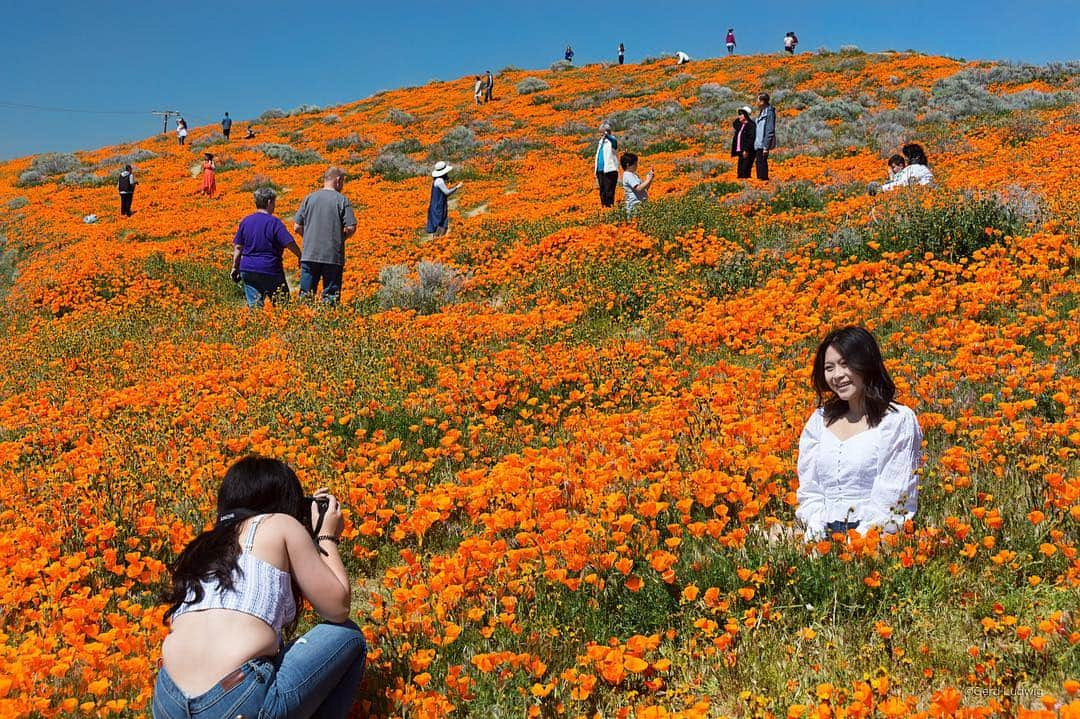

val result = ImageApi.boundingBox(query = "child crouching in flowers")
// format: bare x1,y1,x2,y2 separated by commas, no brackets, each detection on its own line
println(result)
795,327,923,541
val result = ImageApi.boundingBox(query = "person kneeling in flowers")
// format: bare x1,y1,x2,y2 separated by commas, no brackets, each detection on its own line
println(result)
153,456,365,719
795,326,923,541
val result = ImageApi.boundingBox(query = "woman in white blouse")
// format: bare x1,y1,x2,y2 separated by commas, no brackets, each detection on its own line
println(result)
796,327,923,540
882,143,934,191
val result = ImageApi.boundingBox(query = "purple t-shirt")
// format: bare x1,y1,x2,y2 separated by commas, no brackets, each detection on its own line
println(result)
233,212,296,275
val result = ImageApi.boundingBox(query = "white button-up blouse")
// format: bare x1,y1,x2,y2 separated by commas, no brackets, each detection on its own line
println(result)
796,404,922,539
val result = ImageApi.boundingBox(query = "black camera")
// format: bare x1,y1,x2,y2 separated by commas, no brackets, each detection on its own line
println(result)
303,495,330,538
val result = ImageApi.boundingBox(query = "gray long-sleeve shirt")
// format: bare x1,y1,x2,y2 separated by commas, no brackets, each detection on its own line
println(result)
754,105,776,151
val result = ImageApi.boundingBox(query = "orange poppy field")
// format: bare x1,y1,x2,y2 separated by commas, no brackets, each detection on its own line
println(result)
0,49,1076,718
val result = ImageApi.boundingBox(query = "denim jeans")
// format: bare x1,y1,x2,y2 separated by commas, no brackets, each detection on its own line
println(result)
153,621,366,719
825,520,860,535
299,262,344,304
241,271,289,309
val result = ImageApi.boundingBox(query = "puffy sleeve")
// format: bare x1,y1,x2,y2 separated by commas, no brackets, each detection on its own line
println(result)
795,410,828,540
862,406,922,533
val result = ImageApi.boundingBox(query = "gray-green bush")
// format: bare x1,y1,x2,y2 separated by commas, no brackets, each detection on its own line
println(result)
387,108,416,125
327,133,374,152
371,151,425,181
256,143,324,166
516,77,550,95
378,261,463,314
432,126,478,161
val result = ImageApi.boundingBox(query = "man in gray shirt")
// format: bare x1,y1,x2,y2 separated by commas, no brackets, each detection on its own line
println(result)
293,166,357,304
753,92,777,182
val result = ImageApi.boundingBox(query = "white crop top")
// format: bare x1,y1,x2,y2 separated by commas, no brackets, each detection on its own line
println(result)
172,515,297,636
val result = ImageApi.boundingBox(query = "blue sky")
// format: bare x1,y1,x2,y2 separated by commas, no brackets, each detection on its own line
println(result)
1,0,1076,160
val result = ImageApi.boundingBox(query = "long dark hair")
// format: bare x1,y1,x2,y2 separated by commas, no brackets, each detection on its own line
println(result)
162,456,306,626
811,326,896,427
901,142,928,166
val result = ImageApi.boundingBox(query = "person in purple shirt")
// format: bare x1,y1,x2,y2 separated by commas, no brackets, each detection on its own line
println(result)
230,187,301,308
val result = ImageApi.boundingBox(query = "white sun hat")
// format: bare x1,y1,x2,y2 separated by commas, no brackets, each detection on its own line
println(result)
431,161,453,177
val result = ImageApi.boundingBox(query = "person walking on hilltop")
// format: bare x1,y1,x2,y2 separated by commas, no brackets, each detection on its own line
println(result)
726,28,737,55
618,43,625,65
594,121,619,208
221,112,233,140
675,51,691,65
731,106,757,179
176,117,188,146
473,76,484,105
425,161,463,238
230,187,301,308
565,45,575,63
118,164,136,217
484,70,494,103
784,31,799,54
293,167,357,305
201,153,217,197
753,93,777,181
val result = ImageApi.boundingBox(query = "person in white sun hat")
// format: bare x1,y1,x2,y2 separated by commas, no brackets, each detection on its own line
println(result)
425,161,463,237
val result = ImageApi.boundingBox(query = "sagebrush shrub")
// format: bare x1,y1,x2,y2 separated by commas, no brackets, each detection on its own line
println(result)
288,104,322,116
378,261,463,314
31,153,82,176
516,77,549,95
191,132,228,150
15,170,45,187
326,133,373,152
238,174,281,192
387,108,416,125
258,108,287,121
432,126,478,161
95,148,157,168
371,151,425,181
698,84,735,101
256,143,324,166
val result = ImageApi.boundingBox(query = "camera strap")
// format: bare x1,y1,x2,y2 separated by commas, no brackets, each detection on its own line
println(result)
216,507,261,528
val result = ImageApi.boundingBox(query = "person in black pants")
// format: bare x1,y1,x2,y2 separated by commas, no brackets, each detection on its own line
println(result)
731,106,756,179
753,93,777,181
594,121,619,207
118,165,136,216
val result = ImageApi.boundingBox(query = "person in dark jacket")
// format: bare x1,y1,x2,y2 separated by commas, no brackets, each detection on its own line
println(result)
118,165,136,216
731,107,756,179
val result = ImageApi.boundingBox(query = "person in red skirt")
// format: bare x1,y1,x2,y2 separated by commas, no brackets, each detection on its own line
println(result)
202,153,217,197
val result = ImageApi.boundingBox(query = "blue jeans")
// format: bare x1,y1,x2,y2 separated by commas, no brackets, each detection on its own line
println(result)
826,520,860,535
241,271,289,309
153,621,366,719
299,261,343,304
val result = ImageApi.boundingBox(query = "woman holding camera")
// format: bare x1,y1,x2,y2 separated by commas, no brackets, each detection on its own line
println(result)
153,456,365,719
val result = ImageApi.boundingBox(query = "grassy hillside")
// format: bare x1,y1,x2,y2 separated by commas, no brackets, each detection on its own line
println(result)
0,49,1077,718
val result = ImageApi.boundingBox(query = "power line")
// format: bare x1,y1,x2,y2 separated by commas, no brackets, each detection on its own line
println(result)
0,101,151,116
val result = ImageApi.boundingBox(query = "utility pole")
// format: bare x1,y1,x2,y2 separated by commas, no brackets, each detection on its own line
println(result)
152,110,179,134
